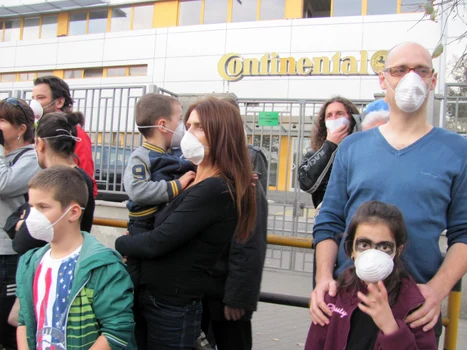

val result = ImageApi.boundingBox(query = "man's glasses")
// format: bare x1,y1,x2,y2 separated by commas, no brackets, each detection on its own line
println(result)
3,97,29,121
384,65,435,79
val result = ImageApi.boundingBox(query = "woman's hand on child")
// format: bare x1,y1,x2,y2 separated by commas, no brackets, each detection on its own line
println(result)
357,281,399,336
309,278,338,326
405,283,442,332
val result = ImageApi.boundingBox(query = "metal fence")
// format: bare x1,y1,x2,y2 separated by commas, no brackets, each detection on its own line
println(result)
442,82,467,133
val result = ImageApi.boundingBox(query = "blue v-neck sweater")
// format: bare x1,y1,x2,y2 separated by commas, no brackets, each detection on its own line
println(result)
313,127,467,283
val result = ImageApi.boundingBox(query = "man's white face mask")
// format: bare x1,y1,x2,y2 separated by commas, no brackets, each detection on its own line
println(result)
386,71,431,113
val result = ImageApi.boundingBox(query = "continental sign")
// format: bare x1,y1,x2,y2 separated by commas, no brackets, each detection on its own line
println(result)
218,50,387,81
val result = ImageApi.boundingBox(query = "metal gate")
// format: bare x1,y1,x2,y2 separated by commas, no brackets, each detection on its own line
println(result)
237,98,371,272
441,82,467,134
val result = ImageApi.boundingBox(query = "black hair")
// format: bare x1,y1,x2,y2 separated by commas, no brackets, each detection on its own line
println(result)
338,200,410,306
0,98,35,143
36,112,83,157
34,76,74,113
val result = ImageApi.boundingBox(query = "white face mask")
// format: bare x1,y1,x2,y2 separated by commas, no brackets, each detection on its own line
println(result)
387,71,430,113
354,249,394,283
137,122,185,149
29,100,43,120
325,117,350,133
180,131,208,165
25,206,73,243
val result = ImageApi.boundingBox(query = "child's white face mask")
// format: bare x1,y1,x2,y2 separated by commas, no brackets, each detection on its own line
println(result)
25,206,73,243
354,249,394,283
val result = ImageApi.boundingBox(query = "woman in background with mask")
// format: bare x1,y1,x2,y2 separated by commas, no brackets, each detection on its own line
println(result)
0,98,39,349
5,112,95,255
298,97,359,208
305,201,436,350
116,97,257,350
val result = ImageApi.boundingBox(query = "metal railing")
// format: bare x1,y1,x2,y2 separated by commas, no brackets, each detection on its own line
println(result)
92,217,462,350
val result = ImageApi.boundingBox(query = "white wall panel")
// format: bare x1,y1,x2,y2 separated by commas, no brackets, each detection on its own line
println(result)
15,42,58,68
226,26,292,54
0,45,17,70
103,34,156,61
57,37,105,65
166,29,227,57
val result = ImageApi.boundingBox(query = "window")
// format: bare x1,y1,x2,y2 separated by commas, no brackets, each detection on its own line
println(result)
368,0,397,15
84,68,103,78
400,0,424,13
4,19,21,42
129,65,147,76
69,12,87,36
179,0,202,26
41,15,58,39
22,17,40,40
37,71,54,77
232,0,257,22
260,0,285,20
110,7,131,32
19,72,36,81
107,67,127,77
88,10,108,34
332,0,361,16
0,73,17,82
204,0,228,24
133,5,154,30
64,69,84,79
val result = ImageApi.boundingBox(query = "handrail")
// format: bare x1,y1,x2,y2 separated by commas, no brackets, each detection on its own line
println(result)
92,217,461,350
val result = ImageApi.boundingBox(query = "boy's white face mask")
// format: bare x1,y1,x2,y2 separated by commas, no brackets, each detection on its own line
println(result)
325,117,350,133
25,206,73,243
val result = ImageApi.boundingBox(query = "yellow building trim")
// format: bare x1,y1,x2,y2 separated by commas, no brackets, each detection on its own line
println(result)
38,16,43,39
19,18,24,40
330,0,334,17
1,21,4,42
277,135,291,191
85,11,90,34
285,0,304,19
53,70,64,79
130,6,135,30
200,0,206,25
106,8,112,32
362,0,368,15
397,0,402,13
256,0,261,21
154,1,179,28
227,0,233,22
57,12,69,37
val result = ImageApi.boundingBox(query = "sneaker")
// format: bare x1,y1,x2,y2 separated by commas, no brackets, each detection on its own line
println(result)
196,331,214,350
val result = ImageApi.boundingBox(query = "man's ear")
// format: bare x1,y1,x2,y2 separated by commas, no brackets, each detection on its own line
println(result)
56,97,65,110
378,72,387,90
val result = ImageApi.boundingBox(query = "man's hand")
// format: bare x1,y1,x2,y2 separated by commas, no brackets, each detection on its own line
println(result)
357,281,399,335
326,125,348,145
309,278,337,326
179,171,196,190
405,284,443,332
224,306,245,321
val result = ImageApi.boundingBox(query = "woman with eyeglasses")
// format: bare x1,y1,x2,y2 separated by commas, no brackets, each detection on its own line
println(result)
0,98,40,349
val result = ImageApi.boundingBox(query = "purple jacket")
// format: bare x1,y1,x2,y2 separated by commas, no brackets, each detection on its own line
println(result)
305,277,437,350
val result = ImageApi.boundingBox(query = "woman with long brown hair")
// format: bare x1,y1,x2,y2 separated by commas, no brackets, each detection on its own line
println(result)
115,97,256,350
298,96,360,208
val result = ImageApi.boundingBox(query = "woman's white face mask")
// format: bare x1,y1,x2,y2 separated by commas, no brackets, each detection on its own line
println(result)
180,131,208,165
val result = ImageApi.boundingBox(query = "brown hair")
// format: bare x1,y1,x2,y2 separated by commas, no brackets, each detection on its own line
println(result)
185,98,256,242
135,93,180,138
311,96,359,151
29,165,89,208
338,201,409,306
0,98,35,143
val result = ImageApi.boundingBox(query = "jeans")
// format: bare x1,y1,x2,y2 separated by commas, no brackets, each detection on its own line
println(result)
140,289,202,350
0,254,19,350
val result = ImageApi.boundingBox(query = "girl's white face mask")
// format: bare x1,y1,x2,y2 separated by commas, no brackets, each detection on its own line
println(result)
180,131,208,165
25,206,73,243
354,249,394,283
325,117,350,133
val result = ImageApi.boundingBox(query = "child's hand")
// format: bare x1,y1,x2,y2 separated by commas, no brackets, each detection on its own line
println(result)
357,281,399,335
179,171,196,189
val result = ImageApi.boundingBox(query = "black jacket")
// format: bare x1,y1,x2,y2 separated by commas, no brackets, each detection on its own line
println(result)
298,140,338,208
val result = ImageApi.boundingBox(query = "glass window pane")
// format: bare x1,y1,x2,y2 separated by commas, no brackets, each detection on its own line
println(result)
88,10,108,34
64,69,83,79
69,12,87,36
232,0,257,23
110,7,131,32
41,15,58,39
1,73,17,82
22,17,40,40
4,19,21,42
400,0,424,13
107,67,127,77
179,0,202,26
332,0,361,16
368,0,397,15
37,71,54,77
129,65,147,76
260,0,285,20
84,68,103,78
19,73,36,81
133,5,154,30
204,0,228,24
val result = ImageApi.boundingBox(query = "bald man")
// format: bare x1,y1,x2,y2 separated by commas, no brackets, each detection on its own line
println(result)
309,42,467,340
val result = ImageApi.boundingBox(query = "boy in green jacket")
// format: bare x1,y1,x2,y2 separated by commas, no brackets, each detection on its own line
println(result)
16,165,135,350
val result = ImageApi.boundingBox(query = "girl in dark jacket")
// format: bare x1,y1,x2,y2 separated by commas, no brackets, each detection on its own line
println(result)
298,97,359,208
305,201,436,350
